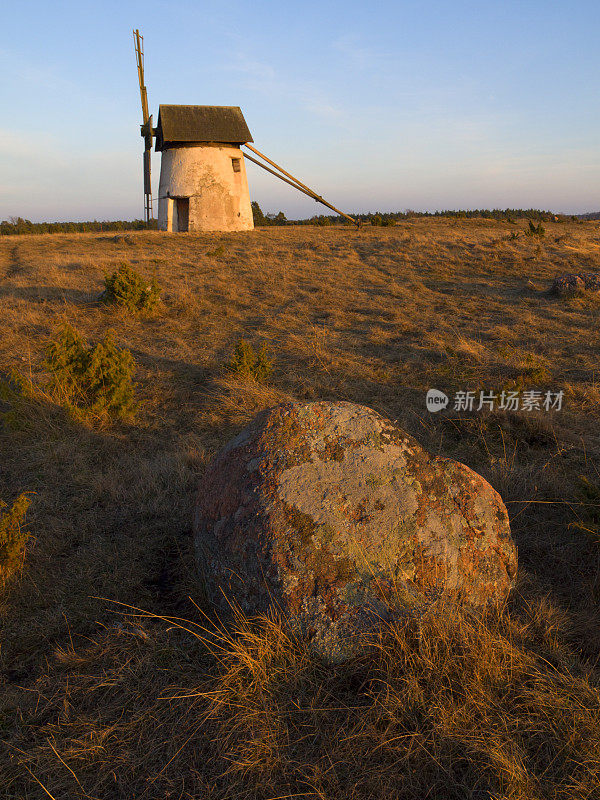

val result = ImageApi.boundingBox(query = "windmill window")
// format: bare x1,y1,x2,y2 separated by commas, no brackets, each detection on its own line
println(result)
231,158,241,173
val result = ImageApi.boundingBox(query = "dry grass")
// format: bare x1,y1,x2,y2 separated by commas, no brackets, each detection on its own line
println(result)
1,219,600,798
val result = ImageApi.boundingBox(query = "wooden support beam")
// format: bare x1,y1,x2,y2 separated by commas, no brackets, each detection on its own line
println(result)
243,153,323,202
243,144,358,227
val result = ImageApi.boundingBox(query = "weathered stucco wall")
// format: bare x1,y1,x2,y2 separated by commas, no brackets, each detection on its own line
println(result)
157,144,254,232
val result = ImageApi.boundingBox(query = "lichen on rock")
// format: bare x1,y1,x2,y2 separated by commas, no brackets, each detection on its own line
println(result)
551,272,600,297
194,401,517,663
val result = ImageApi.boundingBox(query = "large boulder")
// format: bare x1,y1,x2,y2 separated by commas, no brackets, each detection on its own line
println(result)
194,401,517,662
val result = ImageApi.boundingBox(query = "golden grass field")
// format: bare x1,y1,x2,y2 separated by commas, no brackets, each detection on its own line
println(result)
1,218,600,799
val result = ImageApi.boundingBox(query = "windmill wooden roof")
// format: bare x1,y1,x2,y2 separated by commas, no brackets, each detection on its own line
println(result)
155,105,253,150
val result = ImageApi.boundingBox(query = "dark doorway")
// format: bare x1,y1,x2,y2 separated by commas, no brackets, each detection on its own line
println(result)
176,198,189,232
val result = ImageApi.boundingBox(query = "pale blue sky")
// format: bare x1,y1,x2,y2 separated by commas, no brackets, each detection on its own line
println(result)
1,0,598,221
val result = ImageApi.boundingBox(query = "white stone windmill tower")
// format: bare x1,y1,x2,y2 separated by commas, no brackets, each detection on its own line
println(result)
133,29,357,232
154,105,254,232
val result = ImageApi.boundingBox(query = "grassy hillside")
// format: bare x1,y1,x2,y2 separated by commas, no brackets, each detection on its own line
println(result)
1,219,600,799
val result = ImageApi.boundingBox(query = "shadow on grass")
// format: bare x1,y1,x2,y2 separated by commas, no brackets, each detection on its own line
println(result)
0,285,99,304
0,388,203,680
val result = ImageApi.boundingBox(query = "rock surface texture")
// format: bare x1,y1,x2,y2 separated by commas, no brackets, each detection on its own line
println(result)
552,272,600,296
194,402,517,662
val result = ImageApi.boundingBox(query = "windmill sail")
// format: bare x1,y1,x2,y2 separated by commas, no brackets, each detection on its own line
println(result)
133,29,153,222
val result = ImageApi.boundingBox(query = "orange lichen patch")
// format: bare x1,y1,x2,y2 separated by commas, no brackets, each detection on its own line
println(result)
315,437,346,462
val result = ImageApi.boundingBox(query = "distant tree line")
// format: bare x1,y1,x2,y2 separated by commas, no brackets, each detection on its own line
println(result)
0,217,158,236
252,204,587,227
1,206,592,236
403,208,579,223
296,209,582,226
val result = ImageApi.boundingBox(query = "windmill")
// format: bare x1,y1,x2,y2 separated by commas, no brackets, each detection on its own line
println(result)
133,29,153,222
132,30,357,231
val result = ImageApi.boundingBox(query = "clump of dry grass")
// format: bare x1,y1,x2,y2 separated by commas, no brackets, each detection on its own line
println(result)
193,603,600,799
571,474,600,542
0,370,37,430
0,493,31,586
4,601,600,799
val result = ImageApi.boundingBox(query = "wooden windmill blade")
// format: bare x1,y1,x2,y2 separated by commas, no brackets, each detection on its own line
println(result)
133,29,153,222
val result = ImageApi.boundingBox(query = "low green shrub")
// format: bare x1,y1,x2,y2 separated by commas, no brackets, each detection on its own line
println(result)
0,493,31,586
44,324,137,419
525,221,545,238
227,339,273,382
101,262,160,313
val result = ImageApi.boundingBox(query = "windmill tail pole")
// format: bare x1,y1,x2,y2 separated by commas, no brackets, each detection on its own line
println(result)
243,143,359,227
243,154,326,202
